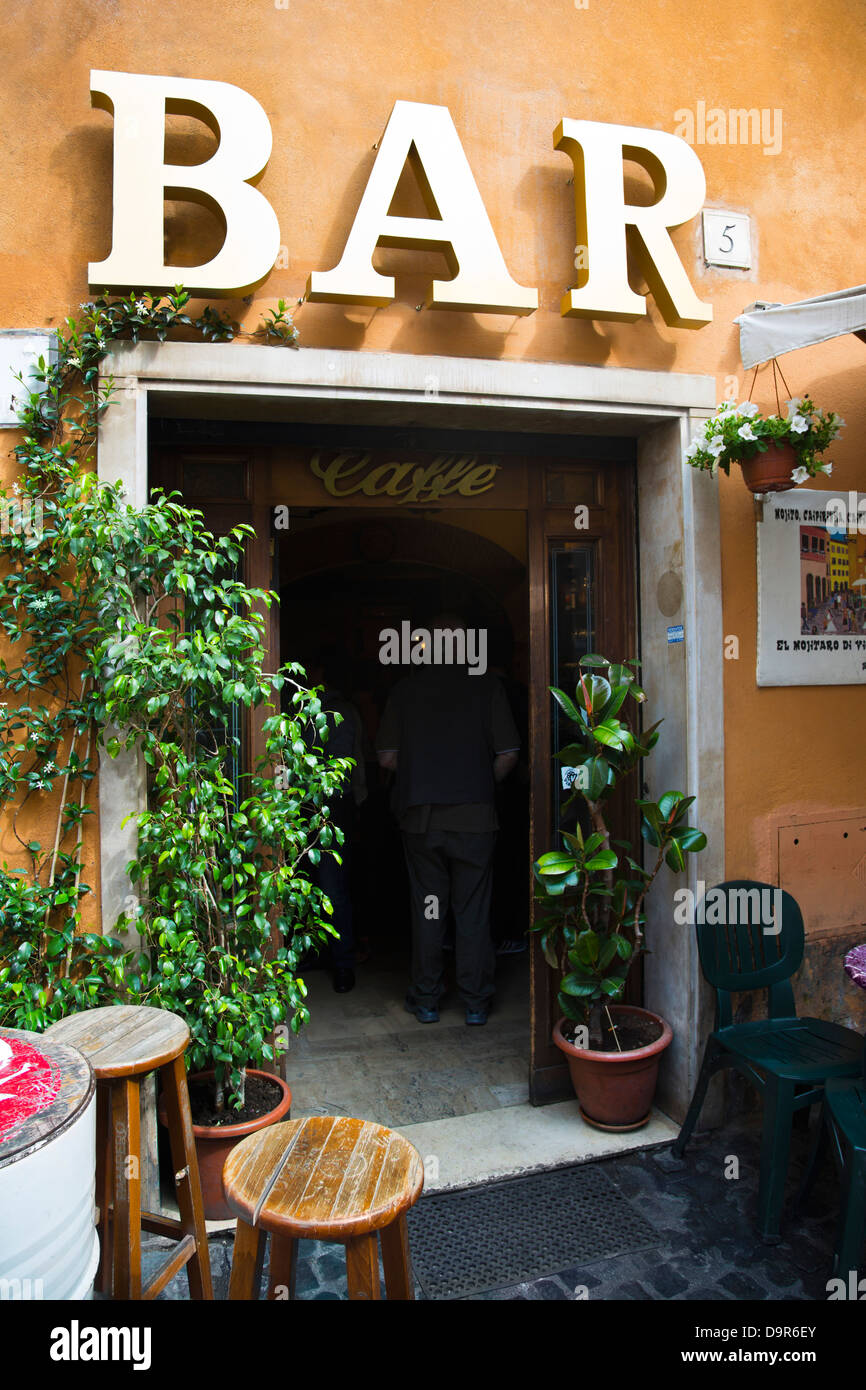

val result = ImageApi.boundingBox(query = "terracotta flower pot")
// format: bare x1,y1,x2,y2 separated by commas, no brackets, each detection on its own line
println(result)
161,1067,292,1220
553,1005,673,1131
739,441,799,494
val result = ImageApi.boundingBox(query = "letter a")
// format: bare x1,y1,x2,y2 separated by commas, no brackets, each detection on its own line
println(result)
554,118,712,328
88,70,281,295
379,628,400,664
307,101,537,314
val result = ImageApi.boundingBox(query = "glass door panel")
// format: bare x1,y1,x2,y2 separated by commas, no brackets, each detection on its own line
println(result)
549,544,594,845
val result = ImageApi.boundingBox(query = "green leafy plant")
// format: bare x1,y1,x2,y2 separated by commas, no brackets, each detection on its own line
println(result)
94,496,349,1112
531,654,706,1050
0,289,315,1092
684,396,843,483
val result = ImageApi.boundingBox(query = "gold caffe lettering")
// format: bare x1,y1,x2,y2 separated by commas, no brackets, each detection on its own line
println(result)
309,451,500,503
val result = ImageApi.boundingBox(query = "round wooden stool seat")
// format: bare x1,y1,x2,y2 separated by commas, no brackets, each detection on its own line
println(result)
224,1116,425,1300
225,1116,424,1238
46,1005,189,1079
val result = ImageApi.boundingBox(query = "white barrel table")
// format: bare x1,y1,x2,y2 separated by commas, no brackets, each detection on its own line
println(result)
0,1025,99,1300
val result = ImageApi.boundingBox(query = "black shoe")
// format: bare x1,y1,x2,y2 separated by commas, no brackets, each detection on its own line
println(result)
495,938,527,956
333,968,355,993
404,994,439,1023
465,1005,490,1025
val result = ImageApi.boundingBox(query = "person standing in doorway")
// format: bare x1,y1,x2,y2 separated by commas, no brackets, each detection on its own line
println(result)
375,615,520,1025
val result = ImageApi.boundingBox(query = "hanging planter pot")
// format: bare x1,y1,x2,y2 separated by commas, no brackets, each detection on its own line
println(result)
683,386,844,494
739,440,799,494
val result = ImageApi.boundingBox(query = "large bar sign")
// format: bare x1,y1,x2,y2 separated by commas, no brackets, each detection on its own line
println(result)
88,71,712,328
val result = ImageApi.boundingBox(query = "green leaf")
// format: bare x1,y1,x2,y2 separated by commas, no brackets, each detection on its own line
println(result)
584,850,617,872
560,974,597,997
598,938,617,971
550,686,583,724
534,850,578,875
576,928,599,965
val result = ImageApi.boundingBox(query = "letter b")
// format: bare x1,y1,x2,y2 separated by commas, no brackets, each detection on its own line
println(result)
88,69,281,295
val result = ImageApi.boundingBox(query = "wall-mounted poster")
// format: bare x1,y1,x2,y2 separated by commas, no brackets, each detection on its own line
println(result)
757,489,866,686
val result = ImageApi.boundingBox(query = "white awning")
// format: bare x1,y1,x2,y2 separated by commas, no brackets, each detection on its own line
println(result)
735,285,866,369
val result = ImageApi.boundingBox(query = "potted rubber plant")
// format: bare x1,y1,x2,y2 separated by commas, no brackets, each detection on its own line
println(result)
684,396,843,494
531,655,706,1130
94,490,351,1215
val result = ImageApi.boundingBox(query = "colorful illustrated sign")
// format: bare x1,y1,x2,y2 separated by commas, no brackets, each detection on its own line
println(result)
0,1036,62,1140
757,490,866,686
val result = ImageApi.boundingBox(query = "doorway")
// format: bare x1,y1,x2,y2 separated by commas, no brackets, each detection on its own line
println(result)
149,420,638,1121
276,507,532,1126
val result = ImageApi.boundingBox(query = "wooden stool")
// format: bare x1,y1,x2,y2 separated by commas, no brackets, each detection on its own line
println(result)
224,1116,424,1300
45,1005,212,1300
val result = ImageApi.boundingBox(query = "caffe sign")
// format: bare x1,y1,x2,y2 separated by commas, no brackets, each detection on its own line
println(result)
309,450,499,504
88,71,712,329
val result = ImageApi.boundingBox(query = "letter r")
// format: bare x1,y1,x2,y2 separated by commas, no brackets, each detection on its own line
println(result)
555,118,712,328
88,69,281,295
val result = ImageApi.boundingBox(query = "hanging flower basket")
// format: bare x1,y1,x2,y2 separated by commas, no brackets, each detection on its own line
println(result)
684,394,844,494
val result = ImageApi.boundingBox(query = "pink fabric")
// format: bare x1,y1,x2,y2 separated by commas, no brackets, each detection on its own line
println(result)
0,1037,62,1140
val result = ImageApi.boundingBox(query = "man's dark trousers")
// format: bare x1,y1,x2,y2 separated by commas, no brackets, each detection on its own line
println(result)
402,828,496,1011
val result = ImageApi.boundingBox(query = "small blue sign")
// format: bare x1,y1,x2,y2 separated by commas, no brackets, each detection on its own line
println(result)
667,625,684,645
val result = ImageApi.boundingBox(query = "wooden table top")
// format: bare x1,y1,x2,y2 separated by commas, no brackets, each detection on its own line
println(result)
0,1026,95,1170
44,1005,189,1078
223,1116,425,1240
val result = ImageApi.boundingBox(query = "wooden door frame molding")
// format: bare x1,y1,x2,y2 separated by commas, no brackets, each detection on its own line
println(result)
97,343,724,1122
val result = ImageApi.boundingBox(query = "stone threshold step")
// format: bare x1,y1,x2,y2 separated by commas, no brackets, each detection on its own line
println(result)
394,1101,679,1193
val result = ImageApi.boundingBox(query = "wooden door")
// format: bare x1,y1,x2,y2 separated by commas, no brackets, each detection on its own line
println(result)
527,455,637,1104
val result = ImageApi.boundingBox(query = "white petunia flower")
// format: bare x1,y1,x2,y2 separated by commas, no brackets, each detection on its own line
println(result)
789,414,808,434
791,465,809,485
737,423,757,441
820,462,833,476
737,401,760,418
707,436,726,458
716,401,738,415
786,398,803,419
685,439,701,459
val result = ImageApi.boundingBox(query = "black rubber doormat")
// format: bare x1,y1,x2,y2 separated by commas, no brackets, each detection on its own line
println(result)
406,1163,660,1299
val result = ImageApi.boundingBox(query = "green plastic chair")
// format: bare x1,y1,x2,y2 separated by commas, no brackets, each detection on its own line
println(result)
799,1045,866,1281
672,880,864,1242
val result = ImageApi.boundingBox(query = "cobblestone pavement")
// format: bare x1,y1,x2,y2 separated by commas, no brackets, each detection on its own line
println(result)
150,1110,845,1301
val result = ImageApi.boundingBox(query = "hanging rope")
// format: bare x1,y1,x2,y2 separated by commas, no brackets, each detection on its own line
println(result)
747,357,796,414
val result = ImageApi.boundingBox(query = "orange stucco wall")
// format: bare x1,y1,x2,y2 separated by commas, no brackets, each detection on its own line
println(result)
1,0,864,950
